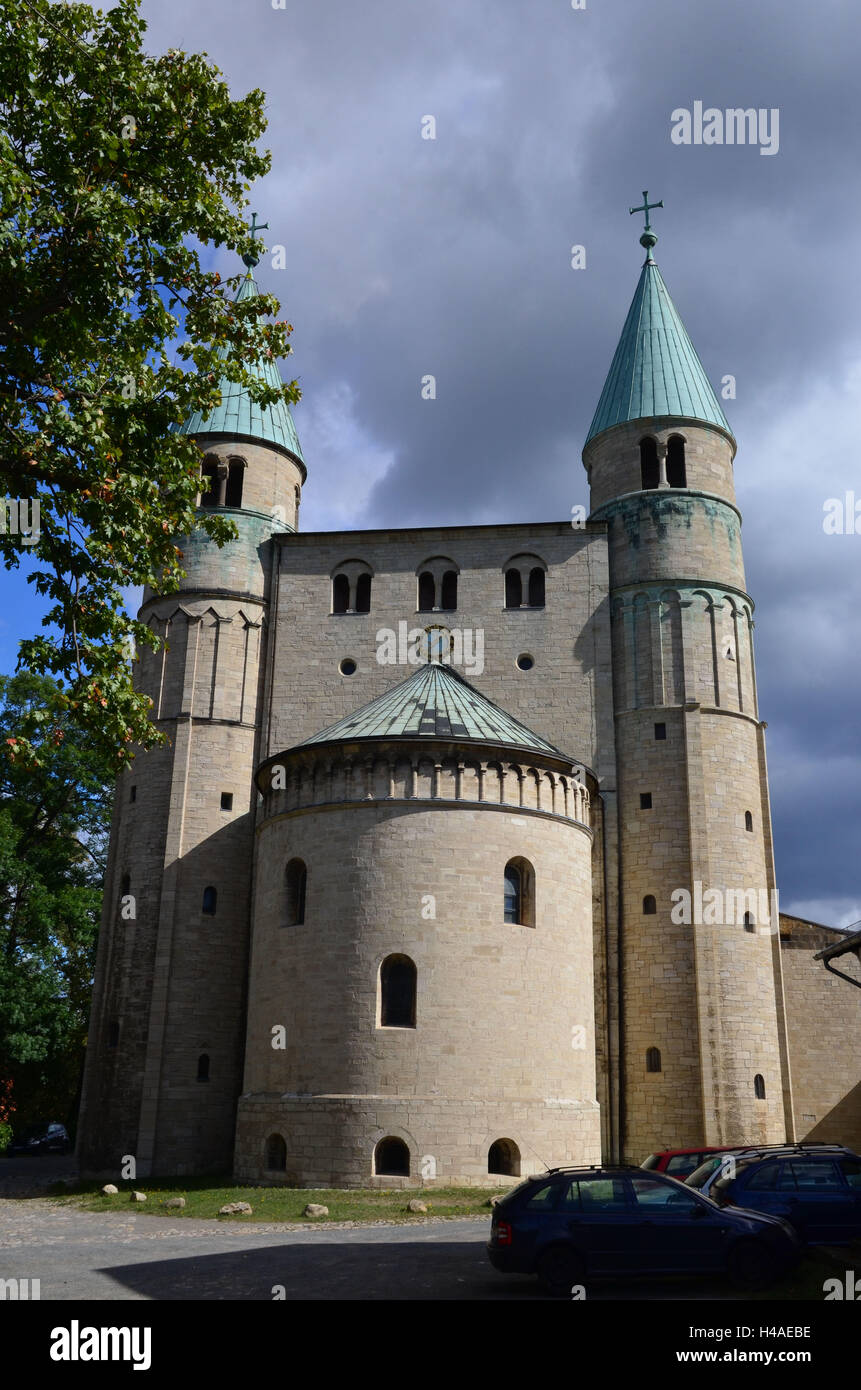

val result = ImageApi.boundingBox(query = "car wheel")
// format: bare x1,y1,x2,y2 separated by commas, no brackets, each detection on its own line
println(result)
536,1245,585,1298
727,1240,780,1289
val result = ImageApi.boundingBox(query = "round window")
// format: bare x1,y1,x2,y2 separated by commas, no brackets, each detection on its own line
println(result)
339,657,357,676
516,653,534,671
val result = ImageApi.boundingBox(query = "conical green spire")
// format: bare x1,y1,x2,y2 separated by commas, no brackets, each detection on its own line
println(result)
177,269,304,462
585,250,733,445
293,661,574,763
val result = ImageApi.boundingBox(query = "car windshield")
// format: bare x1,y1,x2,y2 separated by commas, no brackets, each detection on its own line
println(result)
685,1157,723,1188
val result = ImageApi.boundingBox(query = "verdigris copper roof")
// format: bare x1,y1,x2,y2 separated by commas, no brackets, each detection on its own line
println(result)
586,254,732,445
177,271,304,462
293,662,573,762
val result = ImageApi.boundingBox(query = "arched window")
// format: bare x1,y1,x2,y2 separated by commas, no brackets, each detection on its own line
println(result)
374,1136,410,1177
488,1139,521,1177
200,457,219,506
667,435,686,488
504,569,522,609
744,912,755,932
197,1053,210,1082
646,1047,662,1074
643,894,657,915
355,572,372,613
285,859,307,927
332,573,350,614
744,810,753,832
380,955,416,1028
754,1073,766,1100
225,457,244,508
265,1134,287,1171
417,571,435,611
527,567,545,608
202,886,217,916
640,437,659,490
440,570,458,611
503,857,535,927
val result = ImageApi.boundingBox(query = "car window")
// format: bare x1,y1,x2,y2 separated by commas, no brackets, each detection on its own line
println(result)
564,1177,629,1212
745,1161,782,1191
665,1155,697,1176
524,1183,560,1211
631,1177,700,1212
789,1159,842,1191
839,1158,861,1190
686,1157,722,1188
640,1154,660,1171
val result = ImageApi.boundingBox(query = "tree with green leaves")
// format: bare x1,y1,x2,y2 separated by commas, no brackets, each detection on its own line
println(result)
0,670,114,1134
0,0,299,768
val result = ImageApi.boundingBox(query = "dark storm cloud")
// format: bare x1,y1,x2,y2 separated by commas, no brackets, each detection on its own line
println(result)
141,0,861,922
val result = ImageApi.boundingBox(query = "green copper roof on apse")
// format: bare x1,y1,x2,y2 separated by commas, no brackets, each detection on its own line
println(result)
585,249,733,445
294,661,574,762
177,270,304,461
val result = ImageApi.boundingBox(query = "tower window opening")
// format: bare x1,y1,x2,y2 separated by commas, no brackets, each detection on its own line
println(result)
417,571,436,611
224,458,244,507
130,784,137,802
202,885,217,916
640,437,659,490
646,1047,662,1074
505,568,522,609
355,572,372,613
285,858,307,926
265,1133,287,1171
107,1020,120,1049
120,872,131,897
527,567,545,607
640,792,652,809
220,791,233,811
643,895,657,915
754,1073,766,1100
380,954,417,1028
667,435,687,488
332,573,350,614
744,810,753,832
744,912,755,932
200,459,219,506
654,722,666,740
440,570,458,611
503,857,535,927
488,1139,521,1177
197,1053,210,1082
374,1136,410,1176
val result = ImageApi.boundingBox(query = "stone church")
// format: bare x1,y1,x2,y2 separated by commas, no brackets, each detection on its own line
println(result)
77,210,860,1186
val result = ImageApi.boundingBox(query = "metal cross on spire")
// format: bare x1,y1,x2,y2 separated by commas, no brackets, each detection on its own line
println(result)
242,212,270,268
629,190,663,258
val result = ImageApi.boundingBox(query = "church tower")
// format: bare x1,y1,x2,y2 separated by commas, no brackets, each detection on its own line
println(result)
583,199,794,1161
77,240,305,1176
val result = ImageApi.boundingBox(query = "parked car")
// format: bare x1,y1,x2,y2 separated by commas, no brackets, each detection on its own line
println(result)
487,1165,801,1295
702,1147,861,1245
685,1143,855,1202
640,1145,749,1179
6,1122,72,1156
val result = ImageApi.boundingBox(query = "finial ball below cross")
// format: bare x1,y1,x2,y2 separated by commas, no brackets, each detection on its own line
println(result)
242,212,270,268
629,190,663,254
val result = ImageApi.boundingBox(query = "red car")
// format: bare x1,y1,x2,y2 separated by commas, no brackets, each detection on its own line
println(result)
641,1146,749,1180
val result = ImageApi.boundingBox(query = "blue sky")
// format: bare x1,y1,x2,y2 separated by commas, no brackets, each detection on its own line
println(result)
4,0,861,927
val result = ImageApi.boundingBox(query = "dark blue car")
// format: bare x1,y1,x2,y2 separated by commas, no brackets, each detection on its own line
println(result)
707,1149,861,1244
487,1165,801,1295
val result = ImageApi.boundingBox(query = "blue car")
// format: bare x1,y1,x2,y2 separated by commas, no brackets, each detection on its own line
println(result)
706,1148,861,1245
487,1165,801,1295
